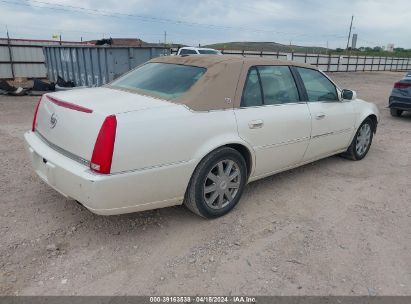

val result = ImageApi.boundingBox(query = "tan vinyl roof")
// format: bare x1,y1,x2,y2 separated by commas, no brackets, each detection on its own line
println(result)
149,55,316,111
151,55,313,69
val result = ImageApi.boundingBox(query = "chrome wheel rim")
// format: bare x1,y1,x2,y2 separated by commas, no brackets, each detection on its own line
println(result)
356,123,371,156
203,159,241,210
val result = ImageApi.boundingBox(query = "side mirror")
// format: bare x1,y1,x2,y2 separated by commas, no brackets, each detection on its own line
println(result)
341,89,357,101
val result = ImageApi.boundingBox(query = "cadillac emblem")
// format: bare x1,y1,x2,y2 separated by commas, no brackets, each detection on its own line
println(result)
50,113,58,129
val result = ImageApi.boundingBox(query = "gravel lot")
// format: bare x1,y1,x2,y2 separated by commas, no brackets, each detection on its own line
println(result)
0,71,410,296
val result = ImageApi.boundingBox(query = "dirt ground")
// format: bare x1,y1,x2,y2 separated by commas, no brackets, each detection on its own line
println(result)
0,71,410,296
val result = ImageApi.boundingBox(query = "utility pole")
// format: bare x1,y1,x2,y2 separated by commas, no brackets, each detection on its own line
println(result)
6,26,15,79
346,15,354,50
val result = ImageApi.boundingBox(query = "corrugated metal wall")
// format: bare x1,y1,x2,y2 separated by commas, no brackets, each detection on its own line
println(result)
0,38,89,79
0,42,46,78
0,38,91,79
43,46,170,86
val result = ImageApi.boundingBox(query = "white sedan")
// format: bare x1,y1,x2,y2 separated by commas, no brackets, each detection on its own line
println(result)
177,46,222,55
25,55,379,218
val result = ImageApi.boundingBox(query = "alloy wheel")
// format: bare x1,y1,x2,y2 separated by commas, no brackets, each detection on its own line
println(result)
203,159,241,210
356,123,371,156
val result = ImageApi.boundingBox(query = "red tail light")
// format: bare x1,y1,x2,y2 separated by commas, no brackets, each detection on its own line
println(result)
90,115,117,174
394,82,411,89
32,96,42,131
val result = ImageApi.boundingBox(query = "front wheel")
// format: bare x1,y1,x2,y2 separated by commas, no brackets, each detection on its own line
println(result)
341,118,374,161
184,147,247,218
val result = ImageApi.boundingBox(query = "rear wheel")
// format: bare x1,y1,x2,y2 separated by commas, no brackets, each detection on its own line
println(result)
390,108,403,117
184,147,247,218
341,118,374,161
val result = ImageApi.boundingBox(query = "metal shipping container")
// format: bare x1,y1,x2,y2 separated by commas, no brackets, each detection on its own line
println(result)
43,46,170,87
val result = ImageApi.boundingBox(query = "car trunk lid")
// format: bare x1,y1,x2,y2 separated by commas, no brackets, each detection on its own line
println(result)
34,87,173,165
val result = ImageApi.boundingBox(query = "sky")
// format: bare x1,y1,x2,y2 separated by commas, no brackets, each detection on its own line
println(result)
0,0,410,49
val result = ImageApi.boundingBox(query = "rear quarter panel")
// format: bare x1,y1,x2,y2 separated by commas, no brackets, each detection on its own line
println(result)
91,105,250,209
112,105,249,176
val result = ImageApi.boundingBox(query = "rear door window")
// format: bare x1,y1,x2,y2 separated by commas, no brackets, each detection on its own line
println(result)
241,66,300,107
258,66,300,105
242,68,263,107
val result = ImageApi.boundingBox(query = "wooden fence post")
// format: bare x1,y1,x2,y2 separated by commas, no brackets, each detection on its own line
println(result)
327,54,331,72
337,55,341,72
6,31,15,79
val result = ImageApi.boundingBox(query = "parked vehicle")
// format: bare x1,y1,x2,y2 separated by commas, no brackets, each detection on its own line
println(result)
389,71,411,116
25,56,379,218
177,47,222,55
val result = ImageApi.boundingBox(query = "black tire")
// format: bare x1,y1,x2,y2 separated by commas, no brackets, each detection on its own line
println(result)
184,147,247,218
390,108,403,117
341,118,374,161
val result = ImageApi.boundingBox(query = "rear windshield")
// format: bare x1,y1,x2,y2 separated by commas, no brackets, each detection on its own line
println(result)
110,63,206,99
198,49,220,55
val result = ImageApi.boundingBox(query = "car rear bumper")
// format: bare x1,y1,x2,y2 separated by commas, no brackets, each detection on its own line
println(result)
24,131,193,215
389,95,411,110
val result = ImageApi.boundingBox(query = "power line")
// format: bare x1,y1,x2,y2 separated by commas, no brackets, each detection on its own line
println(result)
0,22,166,37
0,0,346,40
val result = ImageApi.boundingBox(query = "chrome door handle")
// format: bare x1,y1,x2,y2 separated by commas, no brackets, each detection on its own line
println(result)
249,119,264,129
315,113,326,120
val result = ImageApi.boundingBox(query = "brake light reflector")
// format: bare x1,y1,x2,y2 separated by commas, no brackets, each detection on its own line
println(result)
394,82,411,89
47,95,93,113
32,96,42,131
90,115,117,174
